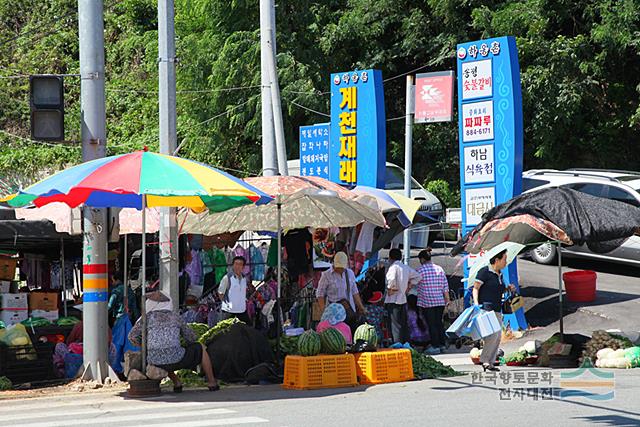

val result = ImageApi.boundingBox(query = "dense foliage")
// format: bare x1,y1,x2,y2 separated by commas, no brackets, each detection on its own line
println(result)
2,0,640,200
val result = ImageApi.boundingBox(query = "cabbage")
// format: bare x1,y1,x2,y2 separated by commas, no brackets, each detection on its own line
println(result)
469,348,482,358
596,348,614,360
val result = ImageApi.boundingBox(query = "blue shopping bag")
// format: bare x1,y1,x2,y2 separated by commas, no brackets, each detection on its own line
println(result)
111,314,139,373
446,305,481,338
471,310,502,338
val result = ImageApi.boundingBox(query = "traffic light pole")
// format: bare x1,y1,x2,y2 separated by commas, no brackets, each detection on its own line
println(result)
78,0,112,382
158,0,179,309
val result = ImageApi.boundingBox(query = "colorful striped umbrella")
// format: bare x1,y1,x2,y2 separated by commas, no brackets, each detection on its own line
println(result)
2,150,271,211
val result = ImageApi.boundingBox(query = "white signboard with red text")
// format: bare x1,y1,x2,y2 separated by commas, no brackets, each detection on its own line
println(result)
414,71,455,123
461,100,494,142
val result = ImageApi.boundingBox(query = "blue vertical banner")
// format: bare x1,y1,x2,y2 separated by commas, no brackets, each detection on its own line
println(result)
299,123,330,179
329,69,386,188
456,36,527,329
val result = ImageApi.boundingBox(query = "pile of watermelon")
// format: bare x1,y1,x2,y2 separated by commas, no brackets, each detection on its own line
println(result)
320,328,346,354
297,330,321,356
353,323,378,347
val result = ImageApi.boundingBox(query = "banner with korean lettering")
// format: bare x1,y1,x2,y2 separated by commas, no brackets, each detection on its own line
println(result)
330,69,386,188
299,123,330,179
456,36,526,329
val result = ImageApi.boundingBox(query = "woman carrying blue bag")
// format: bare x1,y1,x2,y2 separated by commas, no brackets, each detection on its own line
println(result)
472,249,515,372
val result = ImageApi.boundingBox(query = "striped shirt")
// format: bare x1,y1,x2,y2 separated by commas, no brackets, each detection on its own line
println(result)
416,262,449,308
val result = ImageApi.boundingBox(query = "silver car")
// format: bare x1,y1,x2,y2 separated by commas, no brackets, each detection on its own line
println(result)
523,169,640,267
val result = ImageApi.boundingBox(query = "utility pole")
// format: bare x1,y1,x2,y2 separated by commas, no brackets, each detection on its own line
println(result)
261,0,288,176
403,75,414,265
79,0,110,382
158,0,179,308
260,0,277,177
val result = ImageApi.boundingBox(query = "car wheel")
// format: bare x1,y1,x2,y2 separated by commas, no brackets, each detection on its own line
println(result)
530,243,557,265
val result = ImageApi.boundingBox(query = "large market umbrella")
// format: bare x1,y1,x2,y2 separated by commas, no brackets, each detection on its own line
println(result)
352,185,422,227
243,175,355,199
2,150,272,370
451,187,640,341
180,187,386,234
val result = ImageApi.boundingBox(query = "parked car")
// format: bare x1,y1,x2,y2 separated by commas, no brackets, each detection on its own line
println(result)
522,169,640,267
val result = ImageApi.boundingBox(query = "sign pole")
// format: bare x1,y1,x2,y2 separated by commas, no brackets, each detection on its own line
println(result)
403,75,414,264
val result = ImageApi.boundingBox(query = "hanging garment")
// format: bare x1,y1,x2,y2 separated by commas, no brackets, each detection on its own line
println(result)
210,248,228,285
266,239,278,268
224,247,234,273
260,243,269,266
199,251,214,286
355,222,375,255
184,249,203,288
249,244,265,282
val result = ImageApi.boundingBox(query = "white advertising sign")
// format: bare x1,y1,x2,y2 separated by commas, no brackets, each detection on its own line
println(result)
463,144,495,184
465,186,495,226
462,100,494,143
461,59,492,100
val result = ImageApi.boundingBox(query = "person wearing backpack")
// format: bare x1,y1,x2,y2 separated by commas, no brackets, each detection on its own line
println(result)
218,256,250,323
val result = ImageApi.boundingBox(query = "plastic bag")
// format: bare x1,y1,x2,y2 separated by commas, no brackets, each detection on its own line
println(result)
64,353,83,379
0,323,33,347
624,347,640,368
111,315,139,374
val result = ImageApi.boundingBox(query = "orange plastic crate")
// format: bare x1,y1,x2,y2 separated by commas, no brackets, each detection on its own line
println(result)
283,354,358,390
354,349,414,384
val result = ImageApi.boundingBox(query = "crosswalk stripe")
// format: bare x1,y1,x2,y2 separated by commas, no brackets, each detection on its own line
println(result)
0,399,207,417
1,403,231,423
142,417,269,426
14,407,235,427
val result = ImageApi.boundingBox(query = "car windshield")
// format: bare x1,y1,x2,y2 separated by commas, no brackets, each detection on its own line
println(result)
385,166,421,190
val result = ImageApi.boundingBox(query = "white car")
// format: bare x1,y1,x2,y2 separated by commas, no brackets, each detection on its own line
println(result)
523,169,640,267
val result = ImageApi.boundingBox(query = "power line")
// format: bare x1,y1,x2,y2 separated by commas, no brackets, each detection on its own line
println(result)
287,99,330,117
106,84,261,95
383,64,431,83
0,129,81,148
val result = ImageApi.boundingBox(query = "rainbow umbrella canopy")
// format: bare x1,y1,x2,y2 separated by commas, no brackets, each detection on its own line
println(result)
3,150,272,211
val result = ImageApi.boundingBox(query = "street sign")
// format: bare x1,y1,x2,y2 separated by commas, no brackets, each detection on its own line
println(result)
414,71,455,123
299,123,330,179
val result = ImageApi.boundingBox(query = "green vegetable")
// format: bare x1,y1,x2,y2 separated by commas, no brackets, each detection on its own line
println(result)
21,317,51,328
505,351,527,363
410,349,463,379
56,316,81,326
199,318,243,345
608,333,633,349
276,335,300,356
181,323,210,346
161,370,207,388
0,376,12,391
0,321,5,329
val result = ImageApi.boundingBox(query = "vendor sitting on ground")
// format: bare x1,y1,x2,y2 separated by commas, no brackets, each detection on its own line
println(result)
128,291,219,392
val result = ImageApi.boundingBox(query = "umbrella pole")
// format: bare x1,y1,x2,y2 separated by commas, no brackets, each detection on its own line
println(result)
123,234,128,318
557,241,564,342
141,197,147,372
276,196,282,365
61,238,67,317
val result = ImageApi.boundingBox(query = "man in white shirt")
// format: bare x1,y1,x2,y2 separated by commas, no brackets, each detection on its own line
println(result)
218,256,249,323
385,248,420,343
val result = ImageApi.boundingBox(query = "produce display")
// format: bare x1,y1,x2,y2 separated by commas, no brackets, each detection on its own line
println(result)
199,318,243,345
320,328,346,354
0,376,12,391
353,323,378,347
580,330,633,365
297,330,321,356
410,349,462,379
55,316,81,326
595,347,640,369
504,350,527,365
162,369,207,388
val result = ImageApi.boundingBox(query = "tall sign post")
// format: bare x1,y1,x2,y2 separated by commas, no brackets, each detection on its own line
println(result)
456,36,527,330
78,0,111,382
329,69,386,188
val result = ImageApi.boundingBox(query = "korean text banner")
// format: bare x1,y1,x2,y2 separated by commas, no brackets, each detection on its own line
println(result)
330,69,386,188
299,123,330,179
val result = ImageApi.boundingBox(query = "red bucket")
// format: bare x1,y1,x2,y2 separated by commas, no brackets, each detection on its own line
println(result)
562,270,597,302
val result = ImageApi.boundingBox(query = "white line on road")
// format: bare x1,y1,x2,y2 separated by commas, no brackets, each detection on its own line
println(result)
0,399,208,417
13,407,235,427
141,417,269,426
1,402,229,423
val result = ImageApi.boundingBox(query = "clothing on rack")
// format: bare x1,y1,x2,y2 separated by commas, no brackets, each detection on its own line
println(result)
184,249,202,290
50,260,74,290
249,244,265,282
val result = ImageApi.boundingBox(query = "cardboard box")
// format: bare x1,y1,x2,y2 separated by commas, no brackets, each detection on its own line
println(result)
1,293,29,310
30,309,59,322
0,257,17,281
29,292,59,311
0,309,28,327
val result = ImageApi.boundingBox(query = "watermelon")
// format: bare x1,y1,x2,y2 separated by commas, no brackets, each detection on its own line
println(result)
297,330,321,356
320,328,346,354
354,323,378,347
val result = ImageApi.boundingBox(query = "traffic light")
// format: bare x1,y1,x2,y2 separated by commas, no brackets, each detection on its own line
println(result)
30,75,64,141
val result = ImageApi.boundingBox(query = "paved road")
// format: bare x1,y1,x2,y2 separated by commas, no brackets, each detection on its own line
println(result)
3,368,640,426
